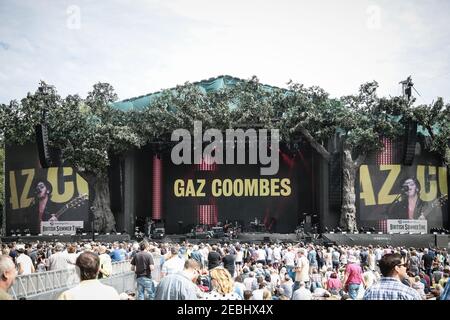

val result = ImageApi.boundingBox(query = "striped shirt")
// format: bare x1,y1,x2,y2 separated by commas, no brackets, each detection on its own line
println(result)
363,277,422,300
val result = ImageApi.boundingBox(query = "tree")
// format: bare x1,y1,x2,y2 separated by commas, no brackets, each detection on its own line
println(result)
286,81,406,231
0,146,4,233
409,98,450,166
0,82,141,233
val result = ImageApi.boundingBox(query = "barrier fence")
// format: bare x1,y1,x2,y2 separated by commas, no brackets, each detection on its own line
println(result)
9,260,136,300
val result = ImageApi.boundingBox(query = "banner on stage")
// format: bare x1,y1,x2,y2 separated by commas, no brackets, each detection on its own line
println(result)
41,221,84,235
386,219,427,234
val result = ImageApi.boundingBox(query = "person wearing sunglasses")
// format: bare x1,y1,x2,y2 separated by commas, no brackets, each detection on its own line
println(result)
363,253,422,300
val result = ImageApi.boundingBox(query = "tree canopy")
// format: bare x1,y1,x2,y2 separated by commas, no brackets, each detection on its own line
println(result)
1,76,448,231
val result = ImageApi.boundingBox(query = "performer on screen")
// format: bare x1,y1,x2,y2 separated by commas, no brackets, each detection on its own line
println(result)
35,180,59,222
389,177,429,220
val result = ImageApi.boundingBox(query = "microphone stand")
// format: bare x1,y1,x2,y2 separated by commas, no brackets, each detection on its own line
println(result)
384,193,403,219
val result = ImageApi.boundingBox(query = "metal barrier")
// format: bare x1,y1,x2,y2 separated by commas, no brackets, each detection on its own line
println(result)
9,260,134,300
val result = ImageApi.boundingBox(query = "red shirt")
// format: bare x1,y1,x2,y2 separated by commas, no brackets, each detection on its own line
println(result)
345,263,363,285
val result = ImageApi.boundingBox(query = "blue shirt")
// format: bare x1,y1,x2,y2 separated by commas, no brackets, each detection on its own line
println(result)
441,278,450,300
363,277,422,300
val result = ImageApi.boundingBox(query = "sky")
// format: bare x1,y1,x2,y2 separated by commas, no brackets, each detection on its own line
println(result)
0,0,449,105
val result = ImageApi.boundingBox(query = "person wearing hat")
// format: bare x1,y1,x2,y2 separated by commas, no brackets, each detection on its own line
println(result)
16,245,34,275
342,255,365,299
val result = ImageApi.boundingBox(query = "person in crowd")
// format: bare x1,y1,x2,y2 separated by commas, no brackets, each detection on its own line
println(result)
326,272,342,296
208,245,222,270
48,243,68,270
292,281,312,300
161,247,185,277
222,247,236,277
233,275,246,299
98,245,113,279
204,267,241,300
0,256,17,300
363,253,422,300
131,241,155,300
294,248,310,292
58,252,119,300
342,255,365,300
16,246,35,275
155,259,200,300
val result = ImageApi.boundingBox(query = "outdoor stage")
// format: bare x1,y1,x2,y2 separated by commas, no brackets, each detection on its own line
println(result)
1,232,449,249
0,233,131,243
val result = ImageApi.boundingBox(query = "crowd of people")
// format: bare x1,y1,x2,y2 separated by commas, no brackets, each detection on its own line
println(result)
1,239,450,300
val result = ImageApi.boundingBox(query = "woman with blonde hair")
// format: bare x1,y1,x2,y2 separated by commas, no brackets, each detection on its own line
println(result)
204,267,241,300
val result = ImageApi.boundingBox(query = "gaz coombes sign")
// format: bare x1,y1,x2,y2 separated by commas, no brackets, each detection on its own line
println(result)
173,178,291,197
386,220,427,234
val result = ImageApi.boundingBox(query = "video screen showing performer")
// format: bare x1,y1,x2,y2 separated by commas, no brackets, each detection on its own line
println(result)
388,177,446,222
30,179,89,234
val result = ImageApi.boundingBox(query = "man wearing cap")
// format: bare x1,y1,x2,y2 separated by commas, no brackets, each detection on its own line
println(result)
343,255,365,299
16,245,34,275
293,248,309,293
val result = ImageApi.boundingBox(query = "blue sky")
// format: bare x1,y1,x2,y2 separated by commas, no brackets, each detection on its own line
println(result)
0,0,449,105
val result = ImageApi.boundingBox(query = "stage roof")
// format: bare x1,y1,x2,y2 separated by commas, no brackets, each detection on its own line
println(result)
111,75,438,137
111,75,284,112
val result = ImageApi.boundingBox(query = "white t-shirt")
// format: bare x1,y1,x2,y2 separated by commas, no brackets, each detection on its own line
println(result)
17,254,34,275
273,247,282,261
284,251,296,267
256,249,266,261
251,289,265,300
244,277,255,291
162,256,185,275
235,251,243,263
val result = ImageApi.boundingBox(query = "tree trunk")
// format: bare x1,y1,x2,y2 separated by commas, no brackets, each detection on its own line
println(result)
85,173,117,233
339,147,358,232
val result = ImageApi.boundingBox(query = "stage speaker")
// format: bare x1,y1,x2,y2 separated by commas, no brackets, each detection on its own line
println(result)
403,121,417,166
35,124,51,168
263,236,270,243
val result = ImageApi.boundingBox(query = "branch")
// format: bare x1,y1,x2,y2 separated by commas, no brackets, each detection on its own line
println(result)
354,153,366,168
291,123,330,161
426,125,435,140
